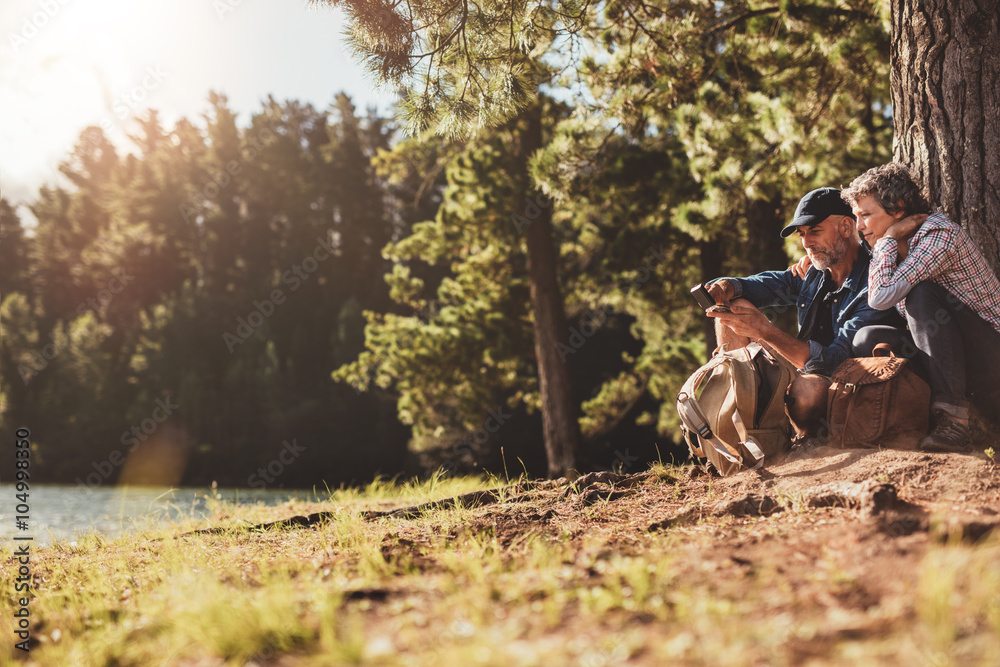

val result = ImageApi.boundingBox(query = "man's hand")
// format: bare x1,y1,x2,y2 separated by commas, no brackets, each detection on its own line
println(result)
708,298,812,368
706,302,775,342
788,255,812,279
706,280,733,306
885,213,927,261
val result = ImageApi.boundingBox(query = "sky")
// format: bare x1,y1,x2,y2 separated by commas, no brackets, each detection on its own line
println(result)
0,0,395,216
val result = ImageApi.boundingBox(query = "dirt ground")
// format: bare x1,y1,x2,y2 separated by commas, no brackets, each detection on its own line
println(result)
362,443,1000,665
13,443,1000,665
60,442,996,666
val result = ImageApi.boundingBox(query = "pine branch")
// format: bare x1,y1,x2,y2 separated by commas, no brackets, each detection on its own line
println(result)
705,5,781,36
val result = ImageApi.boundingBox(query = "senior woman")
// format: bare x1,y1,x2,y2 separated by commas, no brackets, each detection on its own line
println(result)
841,163,1000,453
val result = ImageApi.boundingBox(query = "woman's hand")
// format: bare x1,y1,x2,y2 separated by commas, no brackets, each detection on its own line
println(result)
788,255,812,279
885,214,927,241
885,213,927,261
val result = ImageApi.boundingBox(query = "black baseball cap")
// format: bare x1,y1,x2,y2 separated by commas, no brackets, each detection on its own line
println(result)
779,187,855,238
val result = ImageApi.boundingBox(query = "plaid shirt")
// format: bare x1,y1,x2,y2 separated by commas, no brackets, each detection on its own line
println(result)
869,212,1000,332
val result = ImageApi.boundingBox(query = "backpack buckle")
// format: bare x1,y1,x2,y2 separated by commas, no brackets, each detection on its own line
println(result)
677,393,714,440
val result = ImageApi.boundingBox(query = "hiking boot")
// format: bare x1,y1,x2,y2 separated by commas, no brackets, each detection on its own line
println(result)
919,412,972,453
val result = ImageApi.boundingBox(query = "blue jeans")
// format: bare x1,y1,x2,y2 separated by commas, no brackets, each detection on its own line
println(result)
855,282,1000,417
852,324,916,359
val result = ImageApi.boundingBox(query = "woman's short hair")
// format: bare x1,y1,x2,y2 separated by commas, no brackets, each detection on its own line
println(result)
841,163,931,216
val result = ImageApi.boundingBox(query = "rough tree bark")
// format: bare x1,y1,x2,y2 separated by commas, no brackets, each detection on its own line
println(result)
699,239,724,358
745,195,788,276
891,0,1000,271
516,103,582,478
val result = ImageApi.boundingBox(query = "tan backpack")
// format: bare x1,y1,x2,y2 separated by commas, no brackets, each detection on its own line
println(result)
677,343,795,476
824,344,930,449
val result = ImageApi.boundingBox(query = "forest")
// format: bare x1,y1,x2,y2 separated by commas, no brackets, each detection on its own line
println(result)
6,1,1000,663
1,1,899,488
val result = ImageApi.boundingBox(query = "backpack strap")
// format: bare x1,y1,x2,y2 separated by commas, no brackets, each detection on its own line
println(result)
677,392,745,471
872,343,895,358
730,408,765,469
827,379,861,447
723,357,764,468
676,357,715,460
677,351,764,472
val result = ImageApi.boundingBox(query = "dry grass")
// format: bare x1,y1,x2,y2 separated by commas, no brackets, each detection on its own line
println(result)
3,455,1000,666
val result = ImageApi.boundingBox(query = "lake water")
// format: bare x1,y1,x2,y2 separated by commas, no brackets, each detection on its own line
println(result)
0,483,319,546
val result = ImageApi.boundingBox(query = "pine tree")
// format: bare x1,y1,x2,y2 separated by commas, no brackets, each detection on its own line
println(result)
0,199,30,297
0,95,411,486
335,114,542,466
320,0,894,447
316,0,592,475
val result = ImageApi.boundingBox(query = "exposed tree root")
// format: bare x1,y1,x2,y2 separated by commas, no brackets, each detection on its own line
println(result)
176,471,667,537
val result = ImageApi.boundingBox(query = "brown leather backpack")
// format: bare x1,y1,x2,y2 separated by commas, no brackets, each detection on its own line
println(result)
824,344,930,449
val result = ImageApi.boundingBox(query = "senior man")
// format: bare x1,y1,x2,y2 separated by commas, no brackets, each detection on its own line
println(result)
706,187,905,375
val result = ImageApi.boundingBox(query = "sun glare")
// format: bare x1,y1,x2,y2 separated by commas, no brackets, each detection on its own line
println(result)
1,0,186,198
0,0,374,212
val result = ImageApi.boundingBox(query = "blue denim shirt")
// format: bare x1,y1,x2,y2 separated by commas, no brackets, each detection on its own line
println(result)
718,246,904,375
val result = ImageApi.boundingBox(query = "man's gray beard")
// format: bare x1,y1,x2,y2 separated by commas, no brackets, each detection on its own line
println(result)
809,237,848,271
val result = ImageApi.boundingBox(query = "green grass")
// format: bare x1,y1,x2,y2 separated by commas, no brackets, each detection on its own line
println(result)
3,470,1000,665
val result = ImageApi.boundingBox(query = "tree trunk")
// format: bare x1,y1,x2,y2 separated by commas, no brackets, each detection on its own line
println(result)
745,195,787,275
699,239,724,359
518,103,582,478
891,0,1000,271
